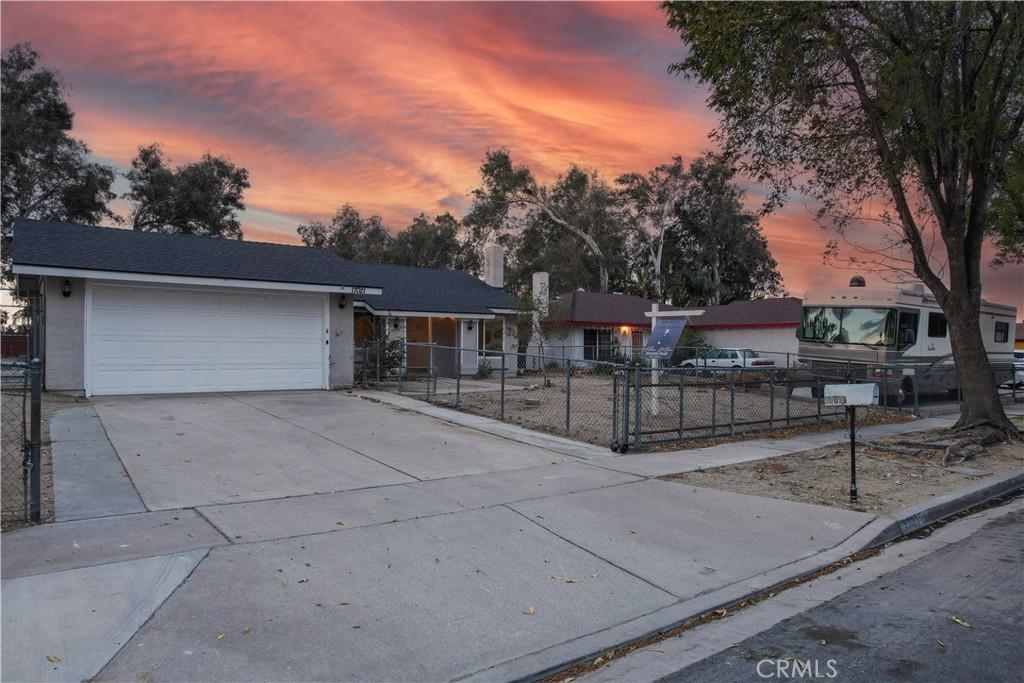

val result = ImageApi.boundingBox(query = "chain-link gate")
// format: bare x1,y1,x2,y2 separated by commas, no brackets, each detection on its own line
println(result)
1,294,43,529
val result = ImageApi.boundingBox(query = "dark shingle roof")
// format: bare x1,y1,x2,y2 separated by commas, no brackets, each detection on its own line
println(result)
352,264,514,315
551,291,681,327
12,219,514,315
691,297,802,329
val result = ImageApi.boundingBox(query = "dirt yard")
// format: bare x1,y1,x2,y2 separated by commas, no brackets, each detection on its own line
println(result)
663,417,1024,515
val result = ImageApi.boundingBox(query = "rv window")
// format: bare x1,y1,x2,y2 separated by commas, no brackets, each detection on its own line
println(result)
927,312,947,338
897,311,919,348
995,321,1009,344
800,307,896,345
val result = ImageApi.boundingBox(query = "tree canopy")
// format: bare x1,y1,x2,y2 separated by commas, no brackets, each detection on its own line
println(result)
1,44,116,240
663,1,1023,431
297,204,391,262
124,143,250,239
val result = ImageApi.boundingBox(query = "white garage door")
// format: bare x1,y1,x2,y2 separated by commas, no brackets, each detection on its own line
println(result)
87,284,327,395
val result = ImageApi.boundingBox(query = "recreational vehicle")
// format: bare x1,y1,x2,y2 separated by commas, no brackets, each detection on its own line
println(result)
797,276,1017,404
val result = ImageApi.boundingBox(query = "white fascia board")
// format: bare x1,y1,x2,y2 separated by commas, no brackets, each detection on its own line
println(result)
488,308,517,314
351,300,494,320
13,265,383,296
644,309,705,318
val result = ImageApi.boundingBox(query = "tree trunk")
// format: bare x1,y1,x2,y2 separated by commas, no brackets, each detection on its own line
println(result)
598,265,609,293
943,297,1016,434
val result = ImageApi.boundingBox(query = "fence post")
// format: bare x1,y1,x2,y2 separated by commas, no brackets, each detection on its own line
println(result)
769,376,775,429
633,365,641,449
621,368,630,451
612,369,619,449
500,351,506,421
816,380,822,424
912,369,919,415
564,359,571,434
711,382,718,436
678,372,685,440
398,342,405,394
455,343,462,408
376,340,382,384
729,382,736,436
426,344,434,400
27,357,42,523
785,377,791,426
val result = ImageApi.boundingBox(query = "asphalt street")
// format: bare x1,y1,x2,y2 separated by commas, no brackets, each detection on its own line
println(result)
661,509,1024,683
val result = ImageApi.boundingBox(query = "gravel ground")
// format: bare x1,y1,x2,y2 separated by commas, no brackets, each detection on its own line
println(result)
664,417,1024,515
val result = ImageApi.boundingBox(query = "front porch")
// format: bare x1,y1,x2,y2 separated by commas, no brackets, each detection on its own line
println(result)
354,309,515,380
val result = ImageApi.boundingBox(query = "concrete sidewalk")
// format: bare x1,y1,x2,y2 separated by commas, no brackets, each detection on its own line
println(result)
4,393,1020,682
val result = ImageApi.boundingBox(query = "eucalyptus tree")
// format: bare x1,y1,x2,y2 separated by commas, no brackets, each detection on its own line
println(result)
663,1,1024,432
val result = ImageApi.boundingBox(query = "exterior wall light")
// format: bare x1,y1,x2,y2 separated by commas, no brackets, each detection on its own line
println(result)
467,320,474,331
338,295,348,309
61,280,72,298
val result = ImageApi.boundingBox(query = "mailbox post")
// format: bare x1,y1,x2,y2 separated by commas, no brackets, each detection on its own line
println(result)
823,384,878,503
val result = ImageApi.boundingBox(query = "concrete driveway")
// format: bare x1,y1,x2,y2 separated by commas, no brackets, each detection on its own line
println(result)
90,391,566,510
3,390,894,683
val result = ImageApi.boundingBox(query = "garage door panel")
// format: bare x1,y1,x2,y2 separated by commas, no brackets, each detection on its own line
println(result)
88,285,327,395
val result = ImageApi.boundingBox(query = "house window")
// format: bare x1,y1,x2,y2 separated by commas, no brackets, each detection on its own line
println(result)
481,320,503,352
583,328,613,361
631,330,644,356
995,321,1009,343
927,312,947,338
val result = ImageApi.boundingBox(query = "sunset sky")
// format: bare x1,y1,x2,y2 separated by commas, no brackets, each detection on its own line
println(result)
3,1,1021,310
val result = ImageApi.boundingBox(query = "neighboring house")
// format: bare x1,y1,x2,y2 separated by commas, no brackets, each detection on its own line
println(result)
11,219,515,396
529,289,802,366
690,297,803,365
530,290,682,362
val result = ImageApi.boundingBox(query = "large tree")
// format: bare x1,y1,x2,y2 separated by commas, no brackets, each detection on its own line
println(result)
1,44,116,243
466,150,624,292
389,213,480,272
124,143,250,239
618,154,782,305
297,204,391,262
664,1,1024,433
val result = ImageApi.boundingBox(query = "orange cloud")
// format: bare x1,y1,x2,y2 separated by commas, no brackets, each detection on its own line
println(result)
3,2,1020,311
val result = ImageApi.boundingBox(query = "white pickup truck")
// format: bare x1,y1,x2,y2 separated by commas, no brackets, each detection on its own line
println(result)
679,348,778,371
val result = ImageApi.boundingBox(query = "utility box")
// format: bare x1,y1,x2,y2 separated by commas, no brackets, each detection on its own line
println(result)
823,383,879,406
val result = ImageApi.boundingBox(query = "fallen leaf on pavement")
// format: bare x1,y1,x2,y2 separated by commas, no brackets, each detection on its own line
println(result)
242,625,252,635
215,633,226,640
936,639,945,648
46,656,61,664
524,607,536,616
952,616,970,628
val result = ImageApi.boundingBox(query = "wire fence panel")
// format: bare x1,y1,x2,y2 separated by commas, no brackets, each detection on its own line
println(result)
358,340,1021,452
1,362,30,527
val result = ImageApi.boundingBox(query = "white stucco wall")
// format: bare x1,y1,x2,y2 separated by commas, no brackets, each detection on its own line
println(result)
698,326,800,366
44,276,85,392
328,294,355,388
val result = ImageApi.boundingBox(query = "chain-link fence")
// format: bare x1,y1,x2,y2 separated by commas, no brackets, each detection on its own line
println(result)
358,340,1021,451
2,291,44,530
1,358,42,529
359,341,621,445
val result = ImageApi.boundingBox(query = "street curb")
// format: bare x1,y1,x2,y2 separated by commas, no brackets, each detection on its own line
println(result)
866,468,1024,547
461,468,1024,683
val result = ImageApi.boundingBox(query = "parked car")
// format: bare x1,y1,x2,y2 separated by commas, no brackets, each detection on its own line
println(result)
1010,350,1024,389
679,348,777,371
